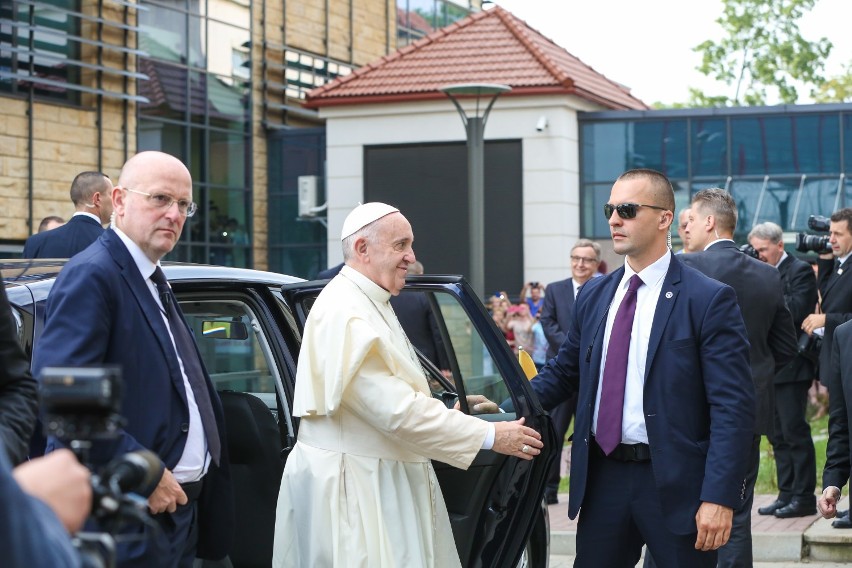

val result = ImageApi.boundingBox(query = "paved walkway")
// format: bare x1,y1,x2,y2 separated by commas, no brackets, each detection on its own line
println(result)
547,492,845,563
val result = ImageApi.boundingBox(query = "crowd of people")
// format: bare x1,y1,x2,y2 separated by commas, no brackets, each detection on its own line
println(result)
6,157,852,568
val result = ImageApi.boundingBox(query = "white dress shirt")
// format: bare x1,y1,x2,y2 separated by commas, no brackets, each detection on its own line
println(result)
593,251,671,445
113,227,209,482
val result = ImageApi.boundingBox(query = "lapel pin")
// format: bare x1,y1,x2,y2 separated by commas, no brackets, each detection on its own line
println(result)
665,291,673,299
839,269,844,275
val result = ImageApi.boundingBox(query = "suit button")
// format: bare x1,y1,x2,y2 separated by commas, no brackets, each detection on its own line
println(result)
180,423,189,433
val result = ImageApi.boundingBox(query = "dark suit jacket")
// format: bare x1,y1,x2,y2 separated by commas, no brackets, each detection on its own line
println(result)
32,229,233,560
822,319,852,490
390,292,450,370
539,277,575,359
775,255,818,384
682,241,797,435
532,254,755,535
0,281,38,465
316,262,344,280
22,214,104,258
816,255,852,383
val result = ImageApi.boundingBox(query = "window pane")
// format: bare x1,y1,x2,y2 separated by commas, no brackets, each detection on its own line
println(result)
138,61,188,121
208,73,250,131
581,122,628,183
181,299,279,395
580,182,613,239
435,292,512,416
140,6,187,65
209,129,247,186
691,118,727,177
137,120,187,162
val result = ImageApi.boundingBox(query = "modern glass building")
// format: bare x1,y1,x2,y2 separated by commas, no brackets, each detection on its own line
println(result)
579,104,852,245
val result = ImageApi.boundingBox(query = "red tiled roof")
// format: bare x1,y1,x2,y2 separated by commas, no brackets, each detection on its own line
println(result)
306,7,648,110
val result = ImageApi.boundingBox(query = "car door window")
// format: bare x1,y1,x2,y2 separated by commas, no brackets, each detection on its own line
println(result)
179,298,280,410
427,291,513,418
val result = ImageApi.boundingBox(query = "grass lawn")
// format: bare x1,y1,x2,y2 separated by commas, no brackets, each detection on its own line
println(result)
556,409,830,496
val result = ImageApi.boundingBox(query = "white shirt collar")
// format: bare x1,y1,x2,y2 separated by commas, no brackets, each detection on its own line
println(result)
340,264,391,304
623,250,671,290
112,227,159,281
774,251,788,269
73,211,102,224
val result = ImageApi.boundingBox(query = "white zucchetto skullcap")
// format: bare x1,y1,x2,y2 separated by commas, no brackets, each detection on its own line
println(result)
340,202,400,240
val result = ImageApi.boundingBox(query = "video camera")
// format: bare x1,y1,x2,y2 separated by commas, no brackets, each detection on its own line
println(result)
41,367,162,568
795,215,832,254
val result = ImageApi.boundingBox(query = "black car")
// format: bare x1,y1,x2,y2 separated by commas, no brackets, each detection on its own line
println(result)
3,259,556,568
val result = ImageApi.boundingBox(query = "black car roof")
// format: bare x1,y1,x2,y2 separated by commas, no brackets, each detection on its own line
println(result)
1,259,305,289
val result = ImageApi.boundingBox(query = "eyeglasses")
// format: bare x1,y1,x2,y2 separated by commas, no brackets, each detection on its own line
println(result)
121,187,197,217
604,202,668,220
571,255,598,264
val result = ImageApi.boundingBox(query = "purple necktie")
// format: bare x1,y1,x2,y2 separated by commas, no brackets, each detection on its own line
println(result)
597,274,643,455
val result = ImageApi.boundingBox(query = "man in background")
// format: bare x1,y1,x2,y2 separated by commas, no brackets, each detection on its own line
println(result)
538,238,601,504
37,216,65,233
683,190,797,567
23,171,113,258
676,207,691,253
749,222,818,519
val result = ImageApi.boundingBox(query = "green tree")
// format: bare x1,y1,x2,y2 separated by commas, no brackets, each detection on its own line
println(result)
812,62,852,103
690,0,832,107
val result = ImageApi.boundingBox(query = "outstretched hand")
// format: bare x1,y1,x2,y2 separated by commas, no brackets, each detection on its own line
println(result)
454,394,500,414
491,417,543,460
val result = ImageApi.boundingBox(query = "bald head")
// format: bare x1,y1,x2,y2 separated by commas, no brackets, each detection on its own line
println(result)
113,151,194,262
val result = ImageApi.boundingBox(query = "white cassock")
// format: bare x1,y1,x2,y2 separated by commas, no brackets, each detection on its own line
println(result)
272,265,490,568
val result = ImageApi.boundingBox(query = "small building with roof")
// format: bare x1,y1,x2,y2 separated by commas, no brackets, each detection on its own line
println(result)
305,6,648,291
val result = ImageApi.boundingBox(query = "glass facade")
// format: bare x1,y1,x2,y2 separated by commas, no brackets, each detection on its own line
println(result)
0,0,81,104
579,106,851,241
396,0,472,46
137,0,252,267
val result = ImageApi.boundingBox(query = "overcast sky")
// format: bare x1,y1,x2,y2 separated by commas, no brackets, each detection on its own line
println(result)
490,0,850,106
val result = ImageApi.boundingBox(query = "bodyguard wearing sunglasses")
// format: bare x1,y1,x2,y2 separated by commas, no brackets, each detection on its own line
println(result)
33,151,234,567
530,168,755,567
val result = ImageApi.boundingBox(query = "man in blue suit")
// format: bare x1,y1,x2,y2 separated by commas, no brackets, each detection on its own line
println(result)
531,168,755,567
33,151,233,567
538,238,601,504
23,171,113,258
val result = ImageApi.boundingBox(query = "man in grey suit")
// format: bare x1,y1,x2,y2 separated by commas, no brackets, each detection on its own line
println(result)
749,222,818,518
683,189,797,567
538,238,601,504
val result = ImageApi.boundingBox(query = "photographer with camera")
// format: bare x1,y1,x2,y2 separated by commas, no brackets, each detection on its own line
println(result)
748,222,818,519
801,209,852,389
32,152,233,567
802,208,852,529
519,281,545,318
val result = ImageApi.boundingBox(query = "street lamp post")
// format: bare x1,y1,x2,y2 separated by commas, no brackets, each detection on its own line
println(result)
440,83,511,299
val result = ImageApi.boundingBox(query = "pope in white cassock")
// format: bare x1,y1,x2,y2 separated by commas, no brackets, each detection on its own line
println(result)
272,202,544,567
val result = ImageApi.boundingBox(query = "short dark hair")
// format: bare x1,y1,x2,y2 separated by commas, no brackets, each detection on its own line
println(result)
37,215,65,233
616,169,675,212
69,171,110,206
830,208,852,234
691,188,738,234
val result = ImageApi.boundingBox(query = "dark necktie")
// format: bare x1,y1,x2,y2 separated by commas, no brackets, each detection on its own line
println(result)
596,274,643,455
151,266,222,465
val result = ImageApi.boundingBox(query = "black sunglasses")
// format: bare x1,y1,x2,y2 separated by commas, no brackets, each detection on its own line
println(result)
604,202,668,220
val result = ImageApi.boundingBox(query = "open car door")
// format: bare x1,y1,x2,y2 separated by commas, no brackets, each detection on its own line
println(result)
281,275,557,567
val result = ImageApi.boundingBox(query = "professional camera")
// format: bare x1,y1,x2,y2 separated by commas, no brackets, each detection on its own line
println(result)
795,215,832,254
41,367,161,568
739,243,759,259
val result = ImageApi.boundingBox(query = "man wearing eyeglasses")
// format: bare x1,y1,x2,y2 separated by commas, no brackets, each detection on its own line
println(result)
538,238,601,505
33,151,233,567
681,188,797,567
530,168,755,567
